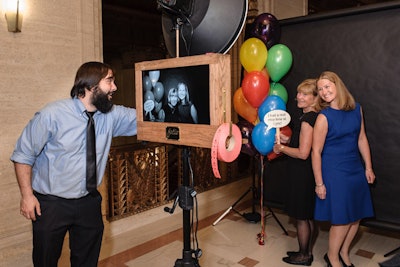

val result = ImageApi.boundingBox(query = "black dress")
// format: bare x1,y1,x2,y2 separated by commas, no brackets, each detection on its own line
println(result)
178,103,194,123
284,110,318,220
164,104,181,123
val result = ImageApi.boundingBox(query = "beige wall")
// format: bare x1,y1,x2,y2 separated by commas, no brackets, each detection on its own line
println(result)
258,0,307,19
0,0,305,266
0,1,102,266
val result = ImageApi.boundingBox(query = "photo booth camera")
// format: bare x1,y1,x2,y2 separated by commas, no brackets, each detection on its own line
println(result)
137,1,248,266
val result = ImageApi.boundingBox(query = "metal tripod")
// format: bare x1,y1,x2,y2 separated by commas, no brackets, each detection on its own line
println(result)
213,157,288,235
212,160,261,226
165,147,200,267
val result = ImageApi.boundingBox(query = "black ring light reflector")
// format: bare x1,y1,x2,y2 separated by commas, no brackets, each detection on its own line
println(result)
160,0,248,57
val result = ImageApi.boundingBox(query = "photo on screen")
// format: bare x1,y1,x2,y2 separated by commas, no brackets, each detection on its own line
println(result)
142,65,210,125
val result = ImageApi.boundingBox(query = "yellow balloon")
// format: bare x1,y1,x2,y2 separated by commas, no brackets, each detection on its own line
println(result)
240,38,268,73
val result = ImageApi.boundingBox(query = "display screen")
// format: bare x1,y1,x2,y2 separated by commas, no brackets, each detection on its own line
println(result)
142,65,210,124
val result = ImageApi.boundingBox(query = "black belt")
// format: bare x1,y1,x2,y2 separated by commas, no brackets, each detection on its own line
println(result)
33,190,99,200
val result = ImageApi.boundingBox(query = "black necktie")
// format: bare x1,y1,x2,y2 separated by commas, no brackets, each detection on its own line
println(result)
85,111,97,194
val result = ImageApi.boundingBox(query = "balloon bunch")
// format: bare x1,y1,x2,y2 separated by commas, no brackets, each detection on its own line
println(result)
234,13,293,158
143,70,165,122
234,13,293,246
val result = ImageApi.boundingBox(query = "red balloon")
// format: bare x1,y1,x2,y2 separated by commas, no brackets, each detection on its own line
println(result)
241,71,270,108
243,67,269,80
280,125,292,138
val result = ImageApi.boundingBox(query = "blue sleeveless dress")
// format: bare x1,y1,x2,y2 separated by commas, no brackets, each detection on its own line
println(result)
314,103,374,224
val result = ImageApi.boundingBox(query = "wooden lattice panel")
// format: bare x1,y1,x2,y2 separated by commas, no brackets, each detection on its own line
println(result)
174,147,247,193
106,144,253,221
107,144,168,220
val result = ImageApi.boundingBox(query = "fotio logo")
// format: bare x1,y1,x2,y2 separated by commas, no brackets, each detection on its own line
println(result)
166,127,180,140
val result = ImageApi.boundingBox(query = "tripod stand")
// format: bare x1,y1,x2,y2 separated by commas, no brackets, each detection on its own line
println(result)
213,158,260,226
165,147,200,267
262,159,289,236
384,245,400,257
213,157,288,235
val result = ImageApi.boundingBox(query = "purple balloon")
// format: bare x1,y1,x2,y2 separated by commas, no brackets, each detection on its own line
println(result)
237,120,257,157
249,13,281,49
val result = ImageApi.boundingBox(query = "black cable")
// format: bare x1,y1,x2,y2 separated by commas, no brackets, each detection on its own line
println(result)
188,153,200,259
179,18,193,56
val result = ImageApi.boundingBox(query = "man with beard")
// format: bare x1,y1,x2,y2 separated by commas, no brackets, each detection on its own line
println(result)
10,61,137,267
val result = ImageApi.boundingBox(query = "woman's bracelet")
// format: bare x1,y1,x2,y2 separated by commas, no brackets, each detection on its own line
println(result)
366,168,372,171
315,183,324,187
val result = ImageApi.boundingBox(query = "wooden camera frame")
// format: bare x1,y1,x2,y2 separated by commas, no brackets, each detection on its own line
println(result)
135,53,231,148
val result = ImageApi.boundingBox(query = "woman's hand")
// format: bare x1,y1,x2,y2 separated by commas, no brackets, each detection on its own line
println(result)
280,133,290,144
273,144,284,154
315,184,326,199
365,169,376,184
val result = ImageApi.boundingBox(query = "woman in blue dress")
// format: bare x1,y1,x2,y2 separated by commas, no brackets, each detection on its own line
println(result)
312,71,375,267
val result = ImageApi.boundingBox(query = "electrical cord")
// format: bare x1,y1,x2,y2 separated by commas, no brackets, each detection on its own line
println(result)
188,153,201,259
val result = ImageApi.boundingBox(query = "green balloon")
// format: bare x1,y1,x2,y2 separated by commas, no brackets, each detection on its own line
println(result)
266,44,293,82
269,82,288,103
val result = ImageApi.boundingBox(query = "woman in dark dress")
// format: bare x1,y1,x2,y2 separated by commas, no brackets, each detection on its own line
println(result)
177,82,198,123
273,79,320,266
312,71,375,267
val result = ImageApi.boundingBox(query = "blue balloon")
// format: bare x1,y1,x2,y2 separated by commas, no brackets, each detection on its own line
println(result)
251,122,276,155
258,95,286,121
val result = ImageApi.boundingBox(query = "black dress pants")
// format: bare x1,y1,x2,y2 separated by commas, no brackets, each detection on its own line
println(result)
33,191,104,267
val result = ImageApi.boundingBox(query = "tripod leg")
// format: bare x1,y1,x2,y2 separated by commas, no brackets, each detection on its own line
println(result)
266,206,288,235
384,245,400,257
212,187,252,226
212,207,233,226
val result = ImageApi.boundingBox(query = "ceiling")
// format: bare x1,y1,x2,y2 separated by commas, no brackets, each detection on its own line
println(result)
101,0,393,64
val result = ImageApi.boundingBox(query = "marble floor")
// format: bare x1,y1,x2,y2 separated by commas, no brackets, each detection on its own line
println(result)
97,198,400,267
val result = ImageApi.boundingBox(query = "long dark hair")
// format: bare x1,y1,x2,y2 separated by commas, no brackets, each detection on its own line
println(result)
70,62,112,98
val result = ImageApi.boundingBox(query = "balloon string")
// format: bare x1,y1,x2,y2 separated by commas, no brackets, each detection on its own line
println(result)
223,88,227,123
258,154,265,245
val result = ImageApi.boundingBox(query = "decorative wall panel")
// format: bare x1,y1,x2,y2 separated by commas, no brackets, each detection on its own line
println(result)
107,144,169,220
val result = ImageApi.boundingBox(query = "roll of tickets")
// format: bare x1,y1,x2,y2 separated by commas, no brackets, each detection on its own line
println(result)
211,123,242,178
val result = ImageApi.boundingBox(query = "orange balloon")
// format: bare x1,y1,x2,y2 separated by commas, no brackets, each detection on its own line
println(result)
233,88,258,124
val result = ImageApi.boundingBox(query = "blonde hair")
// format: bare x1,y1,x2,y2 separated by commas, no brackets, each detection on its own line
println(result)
316,71,355,111
297,78,321,112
